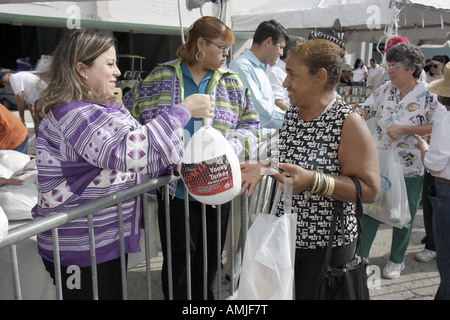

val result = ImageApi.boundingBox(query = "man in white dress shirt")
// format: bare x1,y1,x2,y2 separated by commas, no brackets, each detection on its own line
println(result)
229,19,288,138
268,36,304,111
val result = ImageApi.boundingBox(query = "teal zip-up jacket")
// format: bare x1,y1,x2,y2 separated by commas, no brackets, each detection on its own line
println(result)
124,58,260,162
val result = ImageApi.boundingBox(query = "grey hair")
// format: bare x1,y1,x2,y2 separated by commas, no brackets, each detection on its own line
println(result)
386,42,424,79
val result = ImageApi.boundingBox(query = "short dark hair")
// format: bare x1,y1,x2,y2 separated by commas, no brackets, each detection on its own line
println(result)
281,36,304,60
438,95,450,109
253,19,288,46
290,39,345,91
386,42,424,79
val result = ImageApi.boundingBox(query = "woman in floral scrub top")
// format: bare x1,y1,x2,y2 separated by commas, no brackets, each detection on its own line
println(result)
358,42,447,279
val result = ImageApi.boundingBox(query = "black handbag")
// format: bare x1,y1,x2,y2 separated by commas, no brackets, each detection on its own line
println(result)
315,176,370,300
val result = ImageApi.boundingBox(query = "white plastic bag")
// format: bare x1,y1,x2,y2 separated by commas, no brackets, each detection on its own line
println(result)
237,182,297,300
363,147,411,228
0,150,30,175
180,118,241,206
0,206,8,240
0,159,38,221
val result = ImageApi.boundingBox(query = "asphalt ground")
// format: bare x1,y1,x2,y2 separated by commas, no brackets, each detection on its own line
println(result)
124,206,439,301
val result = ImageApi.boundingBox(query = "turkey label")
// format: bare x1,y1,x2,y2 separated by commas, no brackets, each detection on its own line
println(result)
181,155,233,196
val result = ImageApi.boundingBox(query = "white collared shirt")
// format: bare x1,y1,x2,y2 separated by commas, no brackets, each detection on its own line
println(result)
229,49,285,137
268,59,290,105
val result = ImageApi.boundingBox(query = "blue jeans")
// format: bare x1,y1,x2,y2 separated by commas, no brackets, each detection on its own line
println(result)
429,182,450,300
13,135,28,155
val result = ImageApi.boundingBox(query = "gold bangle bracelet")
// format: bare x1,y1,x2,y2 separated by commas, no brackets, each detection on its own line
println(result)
315,172,326,194
321,175,335,197
311,171,319,192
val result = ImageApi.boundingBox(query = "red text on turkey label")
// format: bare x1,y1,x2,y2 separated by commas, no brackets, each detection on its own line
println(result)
181,155,234,196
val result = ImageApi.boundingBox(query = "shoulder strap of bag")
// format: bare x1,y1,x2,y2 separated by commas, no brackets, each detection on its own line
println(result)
350,177,365,259
324,200,341,266
323,177,363,266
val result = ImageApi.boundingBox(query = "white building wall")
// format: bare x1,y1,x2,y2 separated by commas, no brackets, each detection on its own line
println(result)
0,0,272,34
0,1,96,21
0,0,371,66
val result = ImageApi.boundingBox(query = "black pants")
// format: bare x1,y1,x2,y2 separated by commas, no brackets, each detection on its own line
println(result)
421,171,435,251
43,255,127,300
294,240,357,300
157,193,229,300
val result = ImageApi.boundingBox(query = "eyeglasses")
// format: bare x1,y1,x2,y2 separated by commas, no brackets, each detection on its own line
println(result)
203,38,231,52
430,64,440,68
387,63,403,71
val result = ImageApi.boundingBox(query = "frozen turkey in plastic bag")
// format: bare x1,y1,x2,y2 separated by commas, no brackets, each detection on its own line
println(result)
180,121,241,206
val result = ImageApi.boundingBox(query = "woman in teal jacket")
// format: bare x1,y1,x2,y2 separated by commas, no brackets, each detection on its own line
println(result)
124,16,259,300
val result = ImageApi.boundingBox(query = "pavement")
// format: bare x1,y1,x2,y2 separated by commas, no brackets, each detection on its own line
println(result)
124,206,440,300
18,110,440,301
364,207,439,300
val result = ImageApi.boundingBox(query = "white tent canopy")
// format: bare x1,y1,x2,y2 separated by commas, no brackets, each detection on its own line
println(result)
231,0,450,45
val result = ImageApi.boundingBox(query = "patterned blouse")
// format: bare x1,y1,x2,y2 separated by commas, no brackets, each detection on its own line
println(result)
124,58,260,162
361,81,446,177
273,102,359,249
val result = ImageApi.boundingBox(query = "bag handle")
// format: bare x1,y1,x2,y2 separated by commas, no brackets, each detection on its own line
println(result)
284,177,293,216
323,176,363,266
204,85,216,127
268,178,293,216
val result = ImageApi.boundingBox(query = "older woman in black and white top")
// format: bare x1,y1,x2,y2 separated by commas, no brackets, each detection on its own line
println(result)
240,39,380,300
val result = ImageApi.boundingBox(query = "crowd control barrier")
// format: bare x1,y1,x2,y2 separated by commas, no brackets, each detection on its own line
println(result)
0,174,275,300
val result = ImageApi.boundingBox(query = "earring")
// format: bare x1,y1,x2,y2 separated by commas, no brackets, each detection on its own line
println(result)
195,51,205,62
85,75,88,80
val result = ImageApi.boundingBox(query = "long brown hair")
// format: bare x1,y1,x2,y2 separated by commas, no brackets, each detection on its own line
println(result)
176,16,234,65
37,29,118,121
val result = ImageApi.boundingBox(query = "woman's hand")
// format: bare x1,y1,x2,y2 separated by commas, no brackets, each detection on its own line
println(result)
386,125,405,141
182,94,215,119
414,134,429,152
272,163,314,195
239,162,273,197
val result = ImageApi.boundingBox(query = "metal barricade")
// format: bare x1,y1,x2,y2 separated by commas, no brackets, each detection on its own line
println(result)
0,173,275,300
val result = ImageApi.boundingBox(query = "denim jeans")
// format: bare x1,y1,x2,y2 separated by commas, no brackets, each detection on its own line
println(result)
429,182,450,300
13,135,28,155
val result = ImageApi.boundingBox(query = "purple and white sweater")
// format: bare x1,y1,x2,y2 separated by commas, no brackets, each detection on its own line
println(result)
32,100,191,266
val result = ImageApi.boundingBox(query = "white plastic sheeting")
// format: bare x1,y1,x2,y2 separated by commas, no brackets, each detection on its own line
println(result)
231,0,450,44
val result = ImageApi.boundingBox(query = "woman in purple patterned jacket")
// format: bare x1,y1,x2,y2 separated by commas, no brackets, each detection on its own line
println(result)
32,29,214,300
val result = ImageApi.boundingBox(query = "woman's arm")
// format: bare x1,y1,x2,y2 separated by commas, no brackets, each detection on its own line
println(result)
0,177,24,187
387,124,433,141
414,134,441,174
272,112,380,204
336,111,380,203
